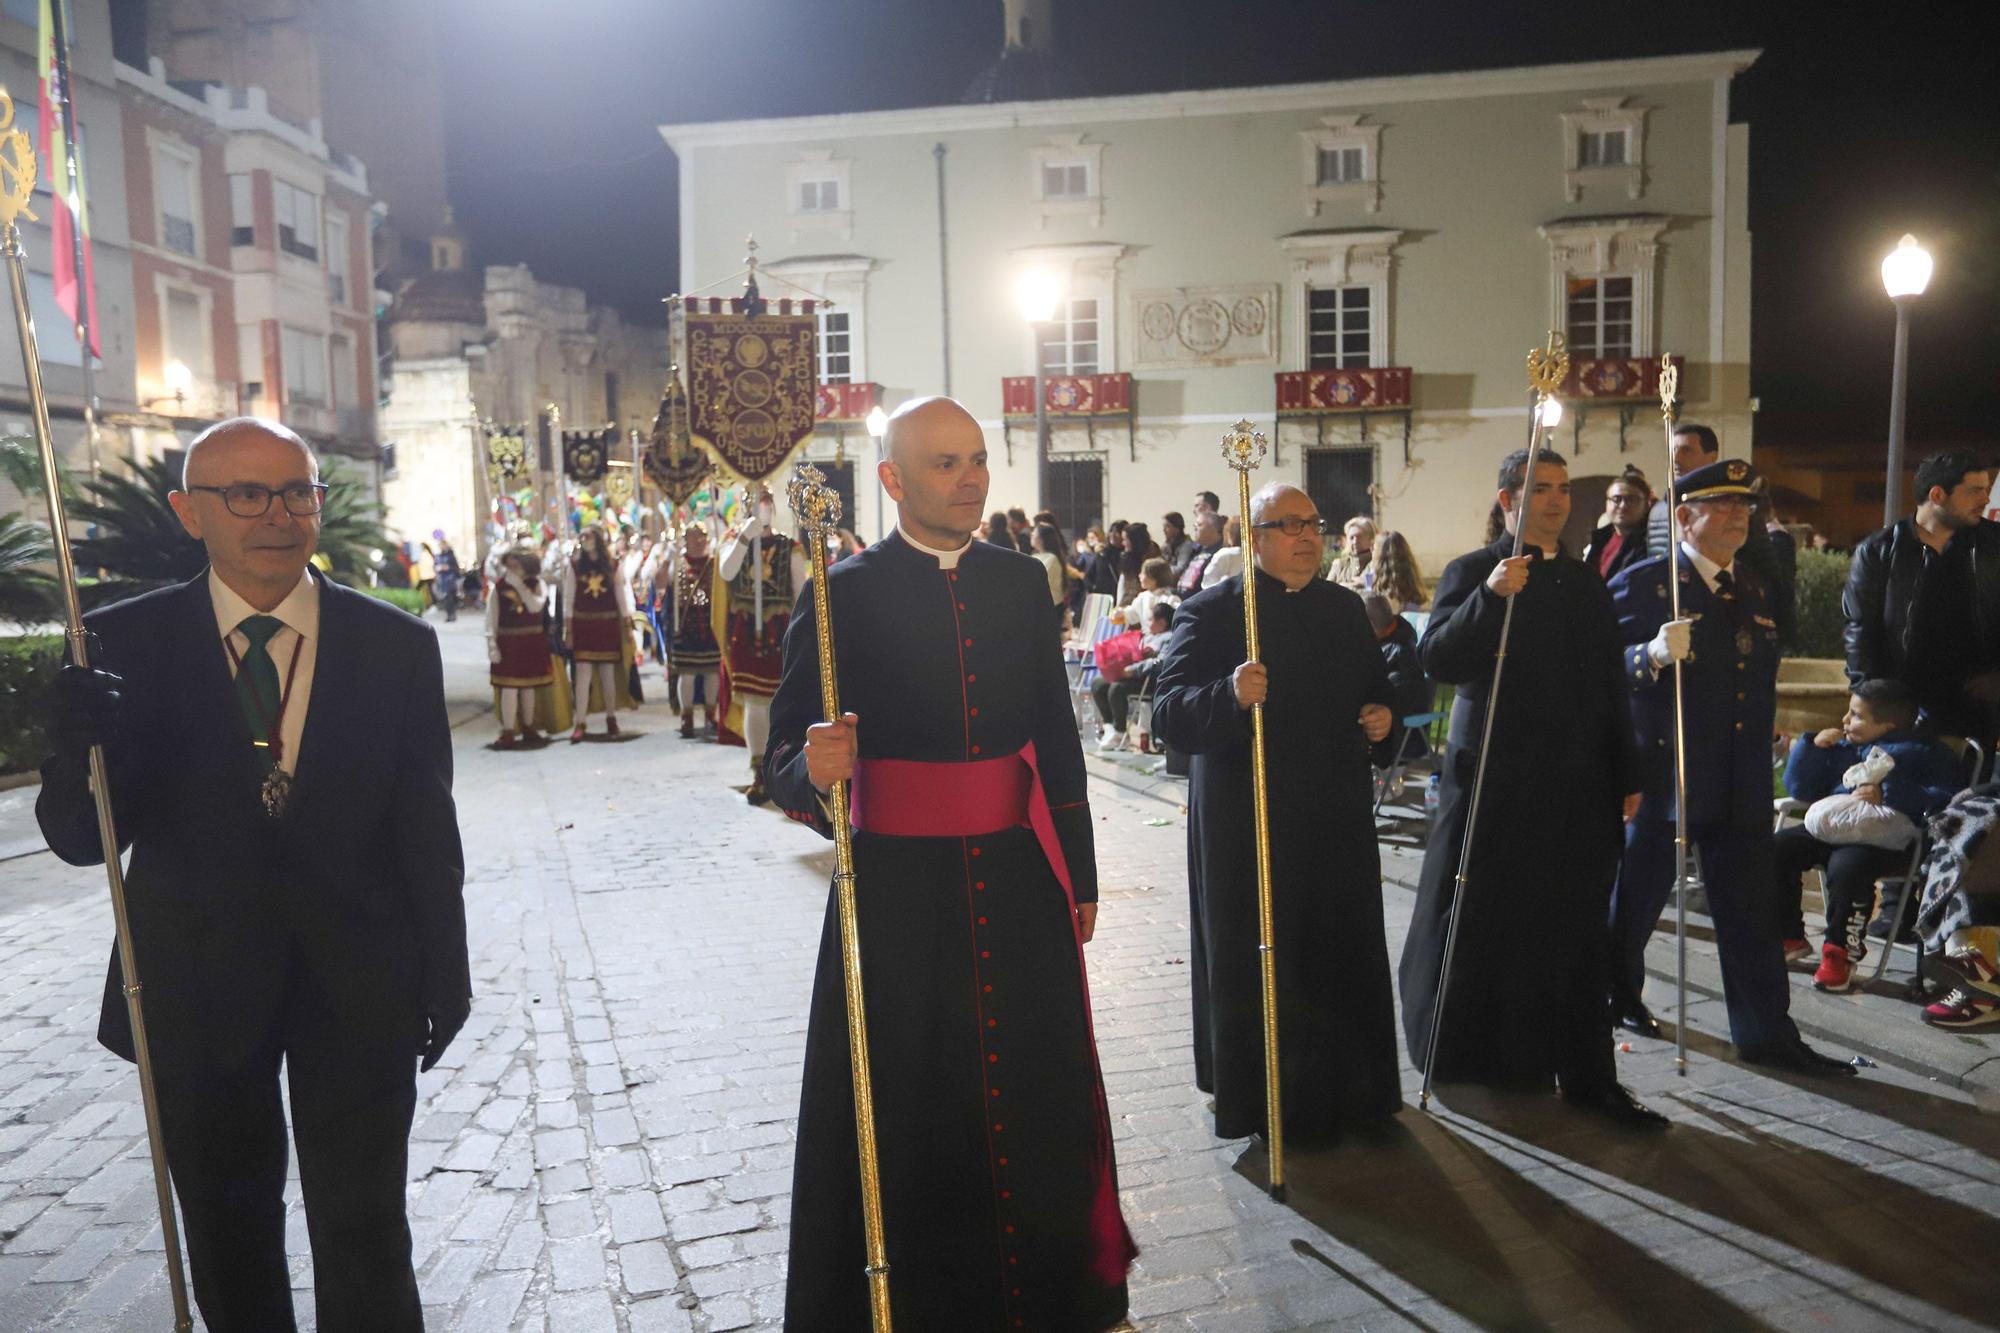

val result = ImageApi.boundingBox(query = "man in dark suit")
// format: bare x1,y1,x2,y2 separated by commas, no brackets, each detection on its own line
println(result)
39,417,469,1332
1608,459,1852,1077
1583,468,1652,580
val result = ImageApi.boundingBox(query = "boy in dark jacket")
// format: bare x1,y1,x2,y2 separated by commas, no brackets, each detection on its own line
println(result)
1366,595,1431,761
1777,678,1960,991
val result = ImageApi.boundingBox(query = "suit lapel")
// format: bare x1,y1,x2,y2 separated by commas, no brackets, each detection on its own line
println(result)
290,572,355,821
174,574,264,813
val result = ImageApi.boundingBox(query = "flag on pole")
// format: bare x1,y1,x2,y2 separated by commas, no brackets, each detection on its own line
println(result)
38,0,99,357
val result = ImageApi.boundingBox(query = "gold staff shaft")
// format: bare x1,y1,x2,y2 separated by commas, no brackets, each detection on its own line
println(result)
1418,334,1566,1113
1222,423,1283,1202
790,467,892,1331
1659,360,1691,1076
0,92,194,1332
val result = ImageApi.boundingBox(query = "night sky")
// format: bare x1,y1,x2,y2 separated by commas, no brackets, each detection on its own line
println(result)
436,0,1993,453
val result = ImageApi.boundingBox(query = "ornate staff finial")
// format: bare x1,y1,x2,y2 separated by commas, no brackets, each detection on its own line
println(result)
0,89,42,226
787,460,842,534
1525,330,1568,401
1657,357,1680,427
1221,419,1268,473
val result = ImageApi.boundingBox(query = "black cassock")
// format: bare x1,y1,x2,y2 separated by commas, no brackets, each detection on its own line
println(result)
766,531,1135,1333
1151,571,1403,1143
1397,538,1638,1092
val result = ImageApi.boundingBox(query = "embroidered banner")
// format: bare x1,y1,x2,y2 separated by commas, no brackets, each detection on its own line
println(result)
684,305,818,484
643,370,713,506
563,427,613,484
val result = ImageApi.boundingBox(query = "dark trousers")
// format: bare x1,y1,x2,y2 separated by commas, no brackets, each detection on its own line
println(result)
154,959,424,1333
1091,677,1135,731
1772,824,1907,948
1613,821,1800,1052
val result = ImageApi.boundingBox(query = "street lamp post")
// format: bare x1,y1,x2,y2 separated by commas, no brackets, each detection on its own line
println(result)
866,404,889,541
1015,270,1061,518
1880,233,1933,525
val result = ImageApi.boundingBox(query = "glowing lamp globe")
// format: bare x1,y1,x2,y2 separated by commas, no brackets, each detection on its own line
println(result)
865,405,889,440
1014,269,1061,325
1881,234,1933,299
1537,397,1564,428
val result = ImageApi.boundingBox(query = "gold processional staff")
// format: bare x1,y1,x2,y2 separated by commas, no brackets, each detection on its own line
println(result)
787,463,893,1332
0,87,194,1330
1418,333,1568,1112
1657,358,1692,1076
1221,421,1285,1202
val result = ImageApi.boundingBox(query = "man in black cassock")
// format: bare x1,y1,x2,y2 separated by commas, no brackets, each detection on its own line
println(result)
766,397,1136,1332
1397,447,1666,1128
1153,483,1402,1143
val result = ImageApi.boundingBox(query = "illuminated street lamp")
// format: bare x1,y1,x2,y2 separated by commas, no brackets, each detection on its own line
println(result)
866,404,890,540
1879,234,1933,523
1015,269,1062,513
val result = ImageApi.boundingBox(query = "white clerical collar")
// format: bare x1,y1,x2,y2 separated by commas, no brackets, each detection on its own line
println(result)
1680,540,1735,592
898,524,973,570
209,567,320,643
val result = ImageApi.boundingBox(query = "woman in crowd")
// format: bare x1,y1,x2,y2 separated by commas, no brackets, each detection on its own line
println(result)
1369,530,1428,612
1029,522,1078,630
1116,521,1161,607
984,511,1019,551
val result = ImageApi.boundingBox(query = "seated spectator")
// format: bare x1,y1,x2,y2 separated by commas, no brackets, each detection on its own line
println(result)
1177,512,1226,595
1913,784,2000,1029
1366,595,1431,761
1202,516,1244,590
1081,524,1121,599
1843,451,2000,744
1368,531,1427,612
1160,511,1192,575
1327,516,1376,588
1093,600,1174,752
1585,469,1652,580
1775,678,1959,992
1111,558,1178,629
1116,522,1161,606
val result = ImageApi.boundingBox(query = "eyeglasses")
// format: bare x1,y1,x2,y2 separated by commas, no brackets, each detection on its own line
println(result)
187,482,329,518
1250,516,1334,538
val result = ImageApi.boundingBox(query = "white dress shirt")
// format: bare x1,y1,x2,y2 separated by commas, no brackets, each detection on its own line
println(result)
1680,540,1736,595
209,568,320,776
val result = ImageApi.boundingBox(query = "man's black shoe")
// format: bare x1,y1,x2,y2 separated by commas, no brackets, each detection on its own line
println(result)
1615,1004,1663,1039
1562,1084,1669,1130
1739,1039,1858,1078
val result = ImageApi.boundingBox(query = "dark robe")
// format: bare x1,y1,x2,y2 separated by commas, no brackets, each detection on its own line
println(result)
1151,571,1403,1142
766,531,1135,1333
1397,537,1637,1093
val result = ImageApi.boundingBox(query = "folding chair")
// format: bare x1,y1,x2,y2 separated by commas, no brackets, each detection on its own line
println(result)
1375,681,1452,814
1862,738,1988,984
1067,594,1118,734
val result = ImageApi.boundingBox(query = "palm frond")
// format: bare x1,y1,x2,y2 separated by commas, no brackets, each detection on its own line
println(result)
0,512,57,625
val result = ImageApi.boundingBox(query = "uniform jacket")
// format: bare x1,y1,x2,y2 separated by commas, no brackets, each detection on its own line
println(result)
1609,549,1780,828
37,572,467,1074
1841,517,2000,686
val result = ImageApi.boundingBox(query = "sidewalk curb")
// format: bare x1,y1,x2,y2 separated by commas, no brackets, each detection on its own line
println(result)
1085,752,2000,1101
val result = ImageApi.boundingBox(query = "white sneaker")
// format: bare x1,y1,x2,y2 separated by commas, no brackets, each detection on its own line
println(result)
1097,730,1129,753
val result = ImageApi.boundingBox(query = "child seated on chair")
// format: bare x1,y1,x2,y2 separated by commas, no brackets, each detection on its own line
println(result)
1776,678,1959,993
1092,601,1175,753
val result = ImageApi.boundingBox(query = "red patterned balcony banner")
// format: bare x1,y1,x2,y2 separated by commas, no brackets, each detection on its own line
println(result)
1274,367,1412,414
815,381,881,423
1562,354,1681,402
1001,373,1134,417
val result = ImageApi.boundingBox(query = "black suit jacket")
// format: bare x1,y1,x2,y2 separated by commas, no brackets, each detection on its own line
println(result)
37,572,468,1075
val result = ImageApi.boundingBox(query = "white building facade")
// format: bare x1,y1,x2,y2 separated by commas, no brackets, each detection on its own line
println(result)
662,50,1757,566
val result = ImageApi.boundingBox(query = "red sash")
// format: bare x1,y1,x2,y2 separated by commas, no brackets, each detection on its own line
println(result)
849,743,1073,900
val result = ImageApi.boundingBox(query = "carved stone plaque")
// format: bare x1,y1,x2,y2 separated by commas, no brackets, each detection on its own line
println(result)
1132,284,1279,369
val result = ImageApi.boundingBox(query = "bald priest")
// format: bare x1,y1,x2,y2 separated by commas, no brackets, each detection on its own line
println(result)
766,396,1137,1331
38,417,468,1332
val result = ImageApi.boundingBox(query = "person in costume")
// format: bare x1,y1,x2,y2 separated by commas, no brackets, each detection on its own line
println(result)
1151,482,1403,1145
668,524,722,739
719,488,808,802
562,525,635,741
1608,459,1856,1077
1398,447,1666,1128
767,397,1136,1331
485,549,569,747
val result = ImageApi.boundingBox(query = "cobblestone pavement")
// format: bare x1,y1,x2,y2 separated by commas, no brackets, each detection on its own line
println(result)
5,676,2000,1330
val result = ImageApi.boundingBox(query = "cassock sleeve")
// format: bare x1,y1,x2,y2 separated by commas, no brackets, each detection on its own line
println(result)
765,581,836,838
1417,553,1509,686
1150,588,1251,755
1025,566,1100,905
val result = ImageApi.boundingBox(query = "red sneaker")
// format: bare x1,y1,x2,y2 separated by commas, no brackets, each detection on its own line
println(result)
1782,938,1812,964
1813,943,1856,994
1923,947,2000,998
1922,988,2000,1029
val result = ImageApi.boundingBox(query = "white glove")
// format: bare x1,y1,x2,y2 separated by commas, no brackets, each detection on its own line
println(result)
487,645,501,665
1647,618,1692,668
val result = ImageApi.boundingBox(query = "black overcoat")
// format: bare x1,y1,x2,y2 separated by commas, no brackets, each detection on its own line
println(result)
36,572,468,1077
1397,539,1637,1088
1151,571,1402,1142
765,531,1134,1333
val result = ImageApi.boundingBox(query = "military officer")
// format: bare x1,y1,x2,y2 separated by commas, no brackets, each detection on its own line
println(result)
1607,459,1855,1077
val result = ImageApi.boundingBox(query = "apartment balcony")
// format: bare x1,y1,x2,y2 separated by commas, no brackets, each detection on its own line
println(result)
1557,353,1683,450
999,373,1136,461
1273,366,1414,462
815,381,880,424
